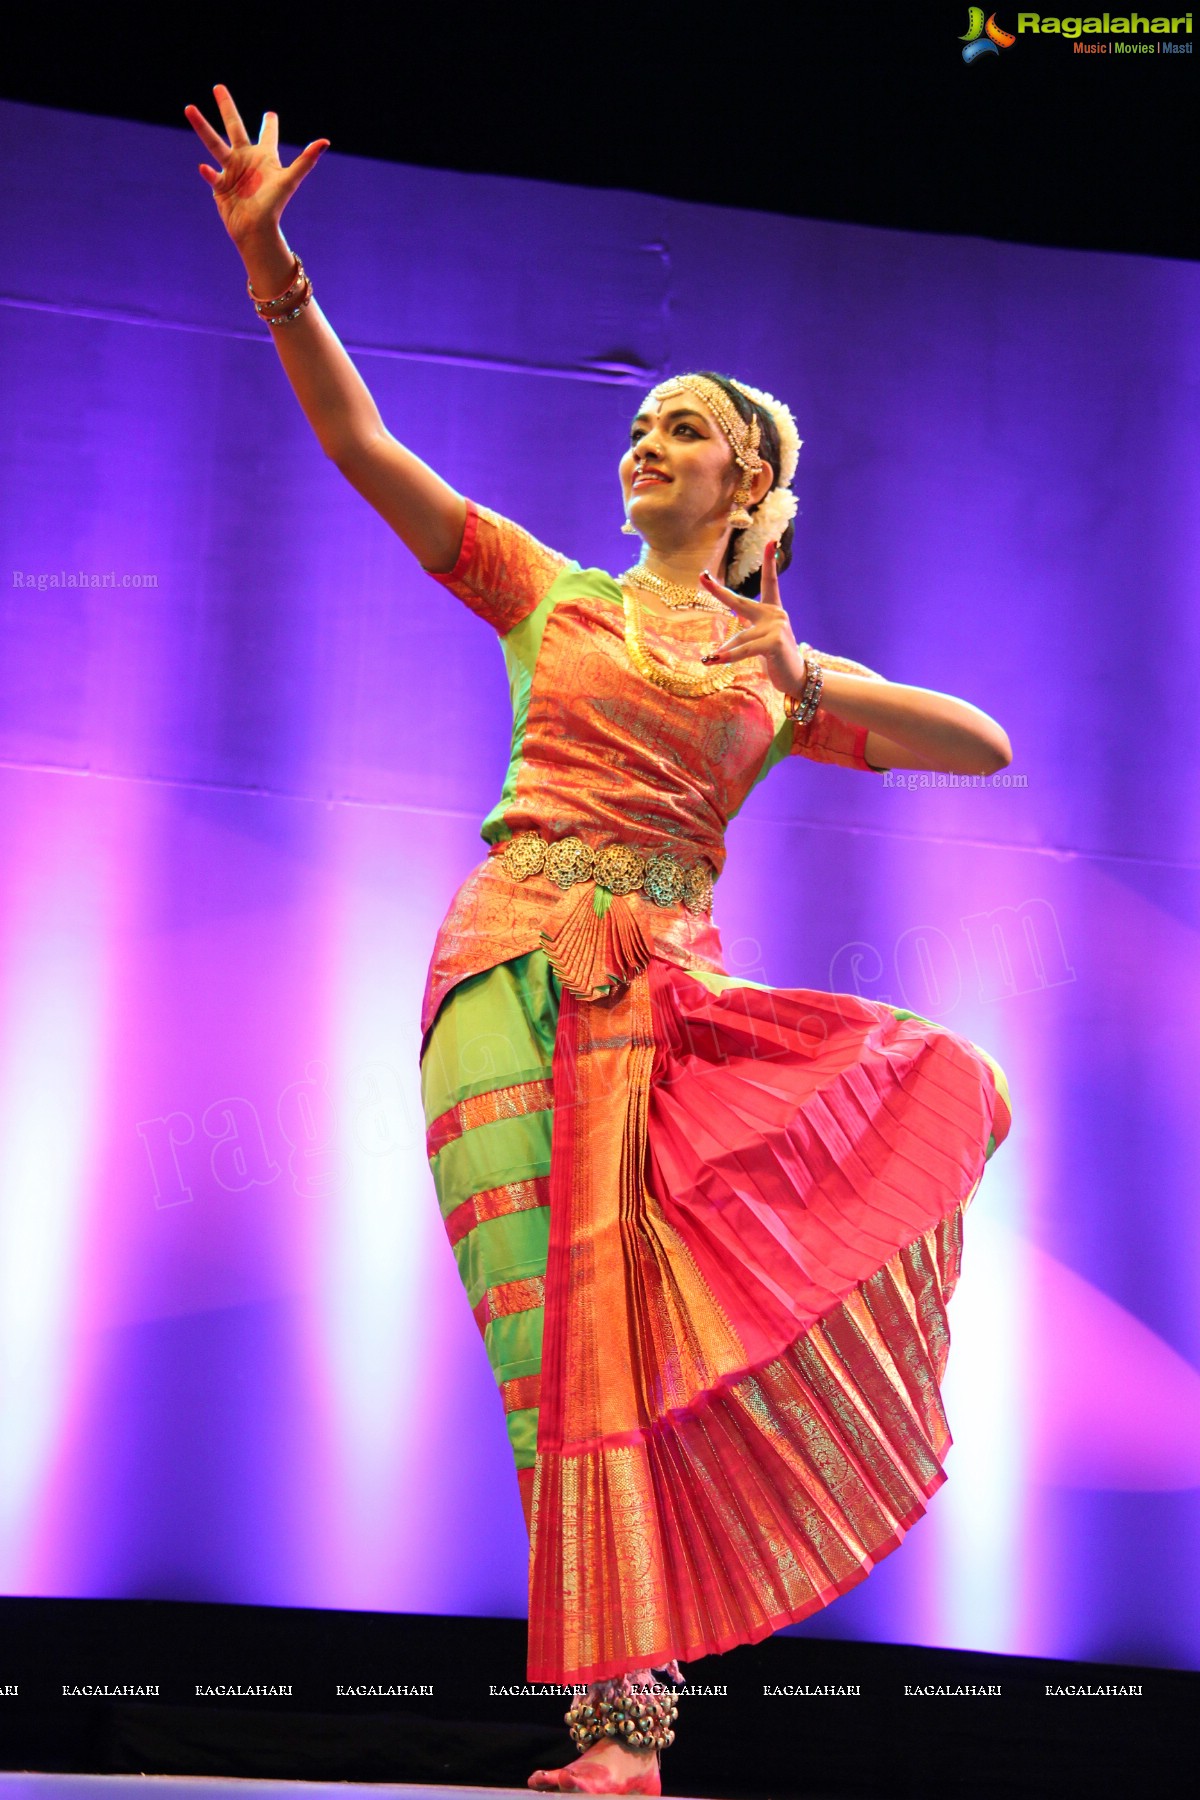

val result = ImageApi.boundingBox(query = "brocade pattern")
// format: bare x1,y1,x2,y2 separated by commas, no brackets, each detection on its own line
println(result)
417,507,1011,1686
422,502,885,1038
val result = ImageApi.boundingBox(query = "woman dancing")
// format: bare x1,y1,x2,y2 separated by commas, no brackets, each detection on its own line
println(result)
186,88,1014,1797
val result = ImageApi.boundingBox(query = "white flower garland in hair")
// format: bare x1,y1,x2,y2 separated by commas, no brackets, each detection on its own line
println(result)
726,485,798,590
725,380,803,590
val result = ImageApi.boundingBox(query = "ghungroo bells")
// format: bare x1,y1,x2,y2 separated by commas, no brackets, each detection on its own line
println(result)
564,1673,680,1755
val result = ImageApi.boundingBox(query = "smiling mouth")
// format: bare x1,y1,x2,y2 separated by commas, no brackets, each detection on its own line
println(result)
632,471,671,489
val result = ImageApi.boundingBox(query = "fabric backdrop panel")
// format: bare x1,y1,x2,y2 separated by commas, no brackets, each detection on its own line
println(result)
0,100,670,378
1,97,1198,1667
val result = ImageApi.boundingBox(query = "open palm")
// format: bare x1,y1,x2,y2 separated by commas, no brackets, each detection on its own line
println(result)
184,84,328,246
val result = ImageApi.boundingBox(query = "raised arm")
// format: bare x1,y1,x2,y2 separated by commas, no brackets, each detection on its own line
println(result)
184,84,466,573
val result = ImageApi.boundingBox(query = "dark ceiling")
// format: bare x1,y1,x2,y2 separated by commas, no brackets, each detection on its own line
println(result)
3,6,1194,261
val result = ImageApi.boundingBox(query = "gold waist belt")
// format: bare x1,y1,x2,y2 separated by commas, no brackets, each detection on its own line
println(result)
495,830,715,917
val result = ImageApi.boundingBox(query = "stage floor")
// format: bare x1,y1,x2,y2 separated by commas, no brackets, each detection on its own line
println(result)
0,1781,709,1800
0,1781,684,1800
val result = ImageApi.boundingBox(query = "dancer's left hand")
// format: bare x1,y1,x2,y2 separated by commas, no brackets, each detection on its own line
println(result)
698,543,808,695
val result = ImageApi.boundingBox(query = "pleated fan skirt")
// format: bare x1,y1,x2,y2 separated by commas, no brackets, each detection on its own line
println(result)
420,947,1011,1685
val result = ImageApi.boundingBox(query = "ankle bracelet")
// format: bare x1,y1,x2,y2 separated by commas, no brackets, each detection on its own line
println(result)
564,1672,679,1753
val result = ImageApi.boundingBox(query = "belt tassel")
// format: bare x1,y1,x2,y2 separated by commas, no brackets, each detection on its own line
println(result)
540,883,655,1002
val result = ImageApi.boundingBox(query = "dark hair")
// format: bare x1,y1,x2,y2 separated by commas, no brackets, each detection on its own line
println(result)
693,371,795,598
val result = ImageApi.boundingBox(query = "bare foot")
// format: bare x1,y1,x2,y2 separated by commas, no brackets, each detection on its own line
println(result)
528,1735,661,1793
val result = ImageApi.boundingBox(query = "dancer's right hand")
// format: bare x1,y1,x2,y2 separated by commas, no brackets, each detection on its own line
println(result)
184,84,329,247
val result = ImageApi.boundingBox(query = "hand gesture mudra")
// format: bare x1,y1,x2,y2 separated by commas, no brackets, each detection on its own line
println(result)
698,542,809,694
184,85,329,247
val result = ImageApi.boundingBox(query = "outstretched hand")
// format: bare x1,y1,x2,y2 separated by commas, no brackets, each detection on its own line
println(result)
698,543,809,695
184,85,329,246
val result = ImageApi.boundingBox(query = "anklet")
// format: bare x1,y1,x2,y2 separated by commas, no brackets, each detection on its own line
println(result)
565,1672,679,1753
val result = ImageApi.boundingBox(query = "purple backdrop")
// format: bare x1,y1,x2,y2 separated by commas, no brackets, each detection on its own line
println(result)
2,98,1198,1669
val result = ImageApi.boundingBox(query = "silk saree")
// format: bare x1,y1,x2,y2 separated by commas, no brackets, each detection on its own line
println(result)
419,503,1011,1684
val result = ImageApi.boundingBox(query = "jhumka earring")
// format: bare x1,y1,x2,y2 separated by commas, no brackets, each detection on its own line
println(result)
729,482,755,531
621,516,638,535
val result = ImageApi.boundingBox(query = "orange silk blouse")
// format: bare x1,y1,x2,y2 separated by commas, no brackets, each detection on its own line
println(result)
420,501,885,1040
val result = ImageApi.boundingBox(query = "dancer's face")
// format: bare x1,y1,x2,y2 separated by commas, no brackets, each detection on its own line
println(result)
618,393,742,546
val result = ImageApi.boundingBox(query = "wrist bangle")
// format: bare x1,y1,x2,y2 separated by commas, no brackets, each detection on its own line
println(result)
784,653,823,725
245,251,314,329
247,253,305,311
262,275,314,326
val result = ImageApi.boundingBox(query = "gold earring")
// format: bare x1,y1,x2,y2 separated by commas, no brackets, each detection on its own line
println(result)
729,482,754,530
621,517,638,535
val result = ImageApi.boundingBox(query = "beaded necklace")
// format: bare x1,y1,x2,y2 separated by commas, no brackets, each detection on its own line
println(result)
618,564,729,614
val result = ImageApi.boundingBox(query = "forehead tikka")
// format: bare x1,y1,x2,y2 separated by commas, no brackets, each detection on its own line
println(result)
648,376,764,478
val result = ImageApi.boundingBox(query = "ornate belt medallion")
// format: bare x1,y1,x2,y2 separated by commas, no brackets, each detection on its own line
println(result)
498,831,714,917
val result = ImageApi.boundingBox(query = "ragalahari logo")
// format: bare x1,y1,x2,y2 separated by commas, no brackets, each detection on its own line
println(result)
960,7,1017,58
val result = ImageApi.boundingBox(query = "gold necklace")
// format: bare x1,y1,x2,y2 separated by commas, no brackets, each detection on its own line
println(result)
620,581,738,698
618,564,729,614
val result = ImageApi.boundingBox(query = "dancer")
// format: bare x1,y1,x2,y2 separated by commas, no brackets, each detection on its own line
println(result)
186,88,1014,1797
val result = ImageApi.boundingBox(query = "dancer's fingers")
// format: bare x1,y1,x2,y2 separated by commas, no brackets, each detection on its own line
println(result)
279,139,331,198
699,570,763,619
702,627,774,665
184,103,230,163
760,540,783,608
212,83,251,148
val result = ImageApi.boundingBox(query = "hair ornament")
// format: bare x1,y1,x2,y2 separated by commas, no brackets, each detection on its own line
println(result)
649,375,764,476
635,371,803,587
728,379,802,488
726,484,798,590
724,379,803,588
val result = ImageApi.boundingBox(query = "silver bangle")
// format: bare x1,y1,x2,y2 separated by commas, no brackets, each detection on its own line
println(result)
247,254,305,311
786,655,823,725
263,280,313,327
